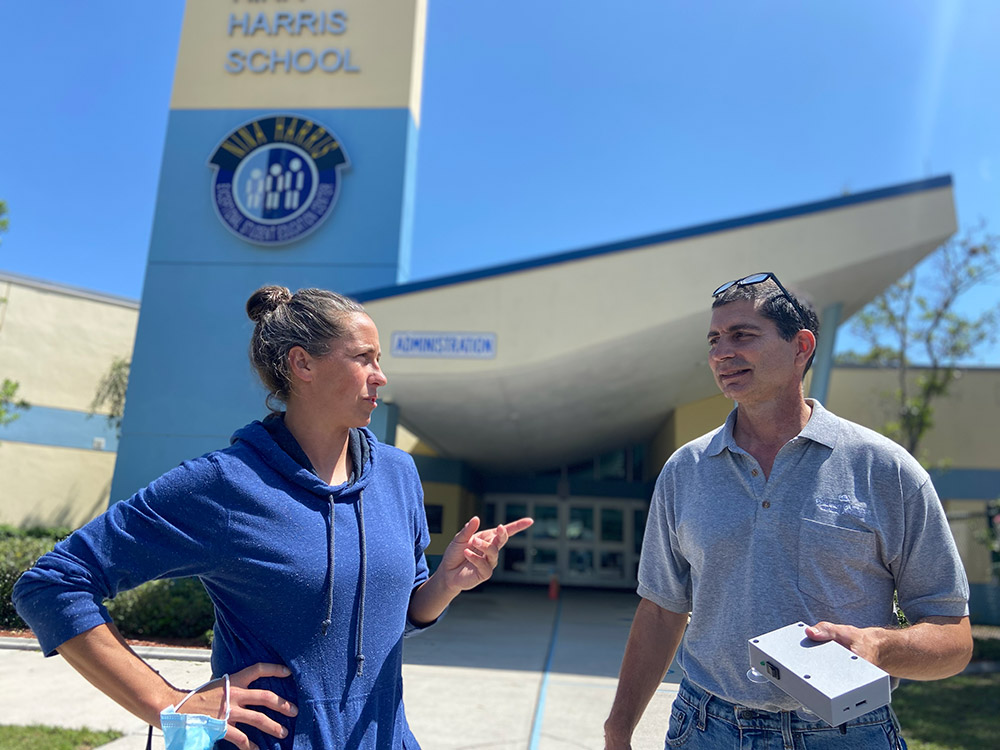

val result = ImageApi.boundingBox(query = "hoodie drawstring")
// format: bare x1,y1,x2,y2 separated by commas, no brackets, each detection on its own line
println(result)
320,490,368,679
355,490,367,676
321,494,336,635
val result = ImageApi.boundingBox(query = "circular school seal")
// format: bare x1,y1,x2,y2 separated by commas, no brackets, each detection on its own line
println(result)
208,115,349,245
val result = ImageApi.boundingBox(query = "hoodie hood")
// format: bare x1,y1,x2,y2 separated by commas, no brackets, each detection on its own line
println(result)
229,420,376,499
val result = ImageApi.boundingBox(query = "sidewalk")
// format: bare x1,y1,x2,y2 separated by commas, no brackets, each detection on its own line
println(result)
0,585,679,749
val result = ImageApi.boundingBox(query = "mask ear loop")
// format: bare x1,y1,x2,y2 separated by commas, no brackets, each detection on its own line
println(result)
172,674,231,720
221,674,231,721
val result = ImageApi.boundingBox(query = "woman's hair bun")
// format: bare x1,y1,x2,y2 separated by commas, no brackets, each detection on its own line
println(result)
246,285,293,322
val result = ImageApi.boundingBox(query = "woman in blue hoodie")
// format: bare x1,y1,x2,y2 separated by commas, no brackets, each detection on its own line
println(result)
14,285,532,750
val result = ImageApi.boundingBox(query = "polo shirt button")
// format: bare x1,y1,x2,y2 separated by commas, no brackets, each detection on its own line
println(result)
762,501,771,509
751,469,759,477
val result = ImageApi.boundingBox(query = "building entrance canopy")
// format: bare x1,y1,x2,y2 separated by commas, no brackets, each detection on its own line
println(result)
360,177,956,472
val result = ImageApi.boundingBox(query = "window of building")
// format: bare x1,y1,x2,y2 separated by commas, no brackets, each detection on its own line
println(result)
425,504,443,534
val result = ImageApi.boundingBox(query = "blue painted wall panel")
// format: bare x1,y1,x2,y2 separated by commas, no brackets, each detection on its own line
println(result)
112,106,418,502
969,583,1000,626
148,109,412,268
111,433,239,501
0,406,119,452
930,469,1000,500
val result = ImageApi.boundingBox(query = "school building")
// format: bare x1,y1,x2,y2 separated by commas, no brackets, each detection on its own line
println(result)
1,1,996,621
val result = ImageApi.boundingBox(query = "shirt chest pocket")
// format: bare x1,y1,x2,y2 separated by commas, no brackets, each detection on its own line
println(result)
797,518,877,608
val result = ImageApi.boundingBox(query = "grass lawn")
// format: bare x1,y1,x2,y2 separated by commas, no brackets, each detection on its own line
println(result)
893,672,1000,750
0,725,122,750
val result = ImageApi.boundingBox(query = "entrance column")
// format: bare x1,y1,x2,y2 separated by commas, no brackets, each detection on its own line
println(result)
112,1,427,500
808,301,843,404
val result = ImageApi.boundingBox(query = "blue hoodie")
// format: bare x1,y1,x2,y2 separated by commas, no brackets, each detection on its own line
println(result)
13,422,434,749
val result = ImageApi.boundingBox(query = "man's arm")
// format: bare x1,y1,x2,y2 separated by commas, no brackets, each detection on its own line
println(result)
805,615,972,680
604,599,688,750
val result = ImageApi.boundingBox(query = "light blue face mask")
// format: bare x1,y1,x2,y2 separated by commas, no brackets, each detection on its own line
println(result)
159,674,231,750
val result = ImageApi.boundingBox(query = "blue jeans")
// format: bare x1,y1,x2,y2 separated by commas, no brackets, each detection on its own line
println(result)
665,679,907,750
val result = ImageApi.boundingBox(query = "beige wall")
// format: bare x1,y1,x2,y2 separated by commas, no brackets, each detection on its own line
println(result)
0,279,137,414
421,480,477,555
0,275,138,528
825,366,1000,470
647,393,734,477
394,423,438,457
0,442,117,528
653,366,999,473
945,500,994,585
172,0,427,117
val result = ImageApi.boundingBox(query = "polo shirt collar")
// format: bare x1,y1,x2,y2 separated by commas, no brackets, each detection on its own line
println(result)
706,407,740,456
798,398,839,449
706,398,839,457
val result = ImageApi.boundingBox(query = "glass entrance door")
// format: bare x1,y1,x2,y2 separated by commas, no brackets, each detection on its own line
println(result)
486,494,647,588
566,502,629,584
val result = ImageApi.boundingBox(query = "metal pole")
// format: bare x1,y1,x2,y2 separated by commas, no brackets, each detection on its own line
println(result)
808,302,844,404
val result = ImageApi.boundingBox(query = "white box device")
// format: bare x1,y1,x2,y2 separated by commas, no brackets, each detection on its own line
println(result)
747,622,891,726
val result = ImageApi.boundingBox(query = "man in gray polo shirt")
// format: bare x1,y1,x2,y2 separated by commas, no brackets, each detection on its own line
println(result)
604,272,971,750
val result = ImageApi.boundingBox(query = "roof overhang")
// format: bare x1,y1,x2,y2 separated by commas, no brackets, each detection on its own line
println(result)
359,176,957,471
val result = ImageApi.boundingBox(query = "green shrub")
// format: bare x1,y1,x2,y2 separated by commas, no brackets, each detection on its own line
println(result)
0,524,73,540
0,536,58,628
106,577,215,641
1,528,215,641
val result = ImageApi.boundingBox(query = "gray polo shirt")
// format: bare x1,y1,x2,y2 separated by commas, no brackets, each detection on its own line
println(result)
637,400,969,711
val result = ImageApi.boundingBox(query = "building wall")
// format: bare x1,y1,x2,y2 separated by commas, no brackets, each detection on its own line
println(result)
0,274,138,528
0,443,118,529
1,278,137,410
825,366,1000,470
647,393,733,475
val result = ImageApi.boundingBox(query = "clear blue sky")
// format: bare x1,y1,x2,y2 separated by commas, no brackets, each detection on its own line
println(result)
1,1,998,362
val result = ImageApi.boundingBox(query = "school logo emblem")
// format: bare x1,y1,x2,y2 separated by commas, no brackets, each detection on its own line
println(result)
208,115,349,245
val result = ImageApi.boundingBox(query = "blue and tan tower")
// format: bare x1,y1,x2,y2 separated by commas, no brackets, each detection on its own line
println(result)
111,1,426,498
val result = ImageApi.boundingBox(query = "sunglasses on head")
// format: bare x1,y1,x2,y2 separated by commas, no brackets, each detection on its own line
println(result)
711,272,810,328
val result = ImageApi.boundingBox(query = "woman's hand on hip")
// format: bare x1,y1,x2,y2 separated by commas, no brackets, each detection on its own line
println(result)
180,663,297,750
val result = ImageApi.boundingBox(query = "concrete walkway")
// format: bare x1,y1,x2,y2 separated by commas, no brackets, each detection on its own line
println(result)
0,585,679,749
